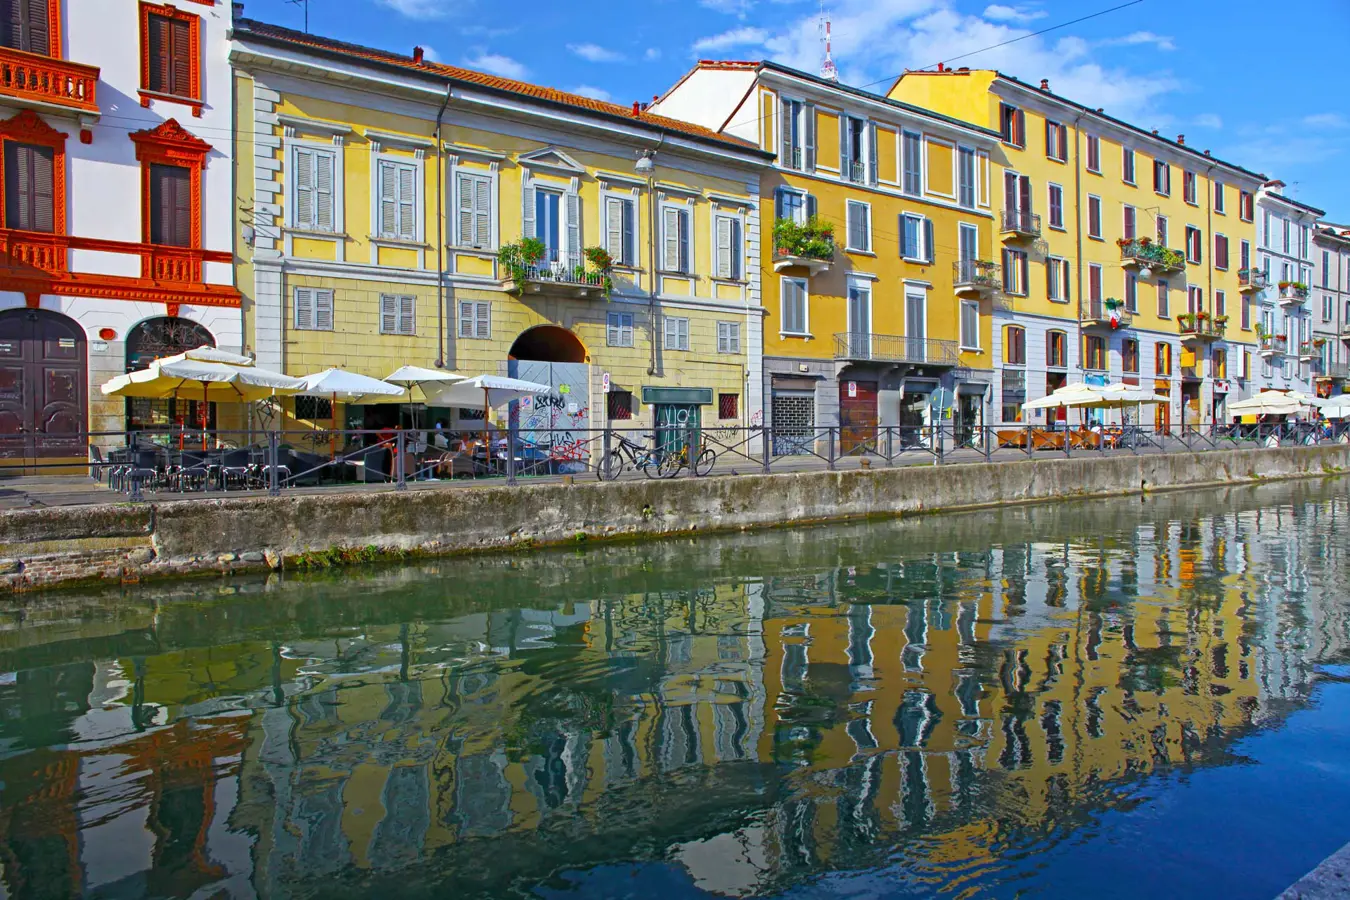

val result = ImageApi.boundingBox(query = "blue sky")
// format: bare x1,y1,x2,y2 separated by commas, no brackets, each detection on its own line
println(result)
247,0,1350,220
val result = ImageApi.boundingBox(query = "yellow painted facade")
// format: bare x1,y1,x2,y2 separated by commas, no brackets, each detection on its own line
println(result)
231,20,770,443
892,69,1266,425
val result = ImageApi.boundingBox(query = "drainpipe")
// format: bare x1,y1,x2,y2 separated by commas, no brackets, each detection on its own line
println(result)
643,135,665,376
1072,110,1087,378
434,85,453,368
1204,160,1217,421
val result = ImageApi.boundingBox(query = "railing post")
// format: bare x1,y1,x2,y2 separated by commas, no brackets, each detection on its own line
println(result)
827,426,836,471
934,422,943,466
886,425,895,466
1026,423,1033,459
983,424,992,464
395,430,407,490
761,425,772,474
506,422,517,485
267,431,280,496
603,422,612,479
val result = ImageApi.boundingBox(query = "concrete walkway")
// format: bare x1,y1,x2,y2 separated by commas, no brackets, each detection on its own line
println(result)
0,475,117,510
1279,842,1350,899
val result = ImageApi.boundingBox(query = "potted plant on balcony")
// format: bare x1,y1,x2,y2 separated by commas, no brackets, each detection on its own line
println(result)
773,215,835,262
499,236,547,292
1178,312,1197,331
583,246,615,298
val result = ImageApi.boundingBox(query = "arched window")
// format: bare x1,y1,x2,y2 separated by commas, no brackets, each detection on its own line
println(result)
1046,329,1068,368
123,316,215,431
1004,325,1026,365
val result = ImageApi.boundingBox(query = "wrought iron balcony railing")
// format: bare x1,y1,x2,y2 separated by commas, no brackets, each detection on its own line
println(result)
1238,267,1269,292
1118,239,1185,275
1081,298,1133,328
953,259,1001,293
1177,313,1226,341
833,333,960,366
1000,208,1041,238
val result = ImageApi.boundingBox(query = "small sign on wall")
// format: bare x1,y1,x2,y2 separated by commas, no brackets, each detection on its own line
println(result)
847,381,857,398
602,372,611,393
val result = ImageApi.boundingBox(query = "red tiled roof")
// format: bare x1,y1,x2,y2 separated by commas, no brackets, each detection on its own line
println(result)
235,19,765,155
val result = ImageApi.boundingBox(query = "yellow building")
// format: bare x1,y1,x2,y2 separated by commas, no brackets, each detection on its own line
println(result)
651,61,1002,451
230,20,771,449
891,68,1266,427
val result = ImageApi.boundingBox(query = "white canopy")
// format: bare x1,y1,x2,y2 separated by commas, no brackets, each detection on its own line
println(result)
1103,382,1164,405
1227,391,1307,418
1022,384,1110,411
425,374,552,409
1316,394,1350,419
382,365,467,404
100,346,304,401
296,368,405,402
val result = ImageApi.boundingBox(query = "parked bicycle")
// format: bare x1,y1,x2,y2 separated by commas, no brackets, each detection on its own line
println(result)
656,440,716,478
597,433,664,481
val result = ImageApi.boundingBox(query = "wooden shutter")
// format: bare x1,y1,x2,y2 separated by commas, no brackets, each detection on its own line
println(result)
458,300,473,338
621,198,634,266
473,177,490,249
380,294,397,333
30,143,51,232
867,120,878,186
678,209,689,274
779,98,792,167
1018,175,1031,216
565,189,580,270
398,294,414,334
169,18,191,97
729,218,741,280
898,215,909,258
521,181,535,242
294,149,314,227
397,166,415,240
150,164,191,247
474,302,489,338
456,172,475,246
923,218,935,264
315,153,334,231
22,0,47,55
662,206,679,271
803,103,816,172
2,0,21,51
379,162,396,237
314,290,333,330
294,288,313,329
171,167,190,246
147,14,169,92
715,216,732,279
605,197,623,260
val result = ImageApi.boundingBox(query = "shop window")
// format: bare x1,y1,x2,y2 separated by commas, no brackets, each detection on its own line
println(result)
718,393,739,420
607,390,633,420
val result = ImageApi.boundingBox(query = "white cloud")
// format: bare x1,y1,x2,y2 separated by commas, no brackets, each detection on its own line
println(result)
1195,113,1222,129
461,52,529,80
1099,31,1176,51
1304,112,1348,129
374,0,446,18
692,26,770,53
644,47,662,61
459,25,516,38
700,0,756,16
568,42,625,63
572,85,614,102
982,4,1045,23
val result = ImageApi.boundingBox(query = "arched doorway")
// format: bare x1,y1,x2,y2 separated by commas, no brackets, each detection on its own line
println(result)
508,325,586,363
0,309,87,460
124,317,216,432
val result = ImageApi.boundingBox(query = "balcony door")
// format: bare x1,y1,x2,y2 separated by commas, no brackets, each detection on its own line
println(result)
1,0,51,56
905,290,926,362
958,223,978,284
847,279,871,359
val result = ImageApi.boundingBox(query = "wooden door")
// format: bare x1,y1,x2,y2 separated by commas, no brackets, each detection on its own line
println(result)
839,379,878,453
0,309,86,460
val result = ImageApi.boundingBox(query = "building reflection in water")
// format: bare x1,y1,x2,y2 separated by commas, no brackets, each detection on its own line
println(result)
0,485,1347,899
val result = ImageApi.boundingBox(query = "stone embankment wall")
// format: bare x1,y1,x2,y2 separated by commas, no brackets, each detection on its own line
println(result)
1,445,1346,594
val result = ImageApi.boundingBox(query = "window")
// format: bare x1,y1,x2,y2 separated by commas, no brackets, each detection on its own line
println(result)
1156,342,1172,376
1123,338,1139,374
1124,270,1138,313
1213,347,1227,379
3,142,53,232
1085,134,1101,173
1324,295,1334,322
606,311,634,347
1088,263,1103,303
1156,214,1168,247
1122,147,1136,184
295,395,333,421
1241,239,1251,272
1045,120,1068,161
717,321,741,354
376,158,417,241
1004,325,1025,365
1046,257,1070,302
1157,279,1170,318
1084,335,1107,370
774,186,809,224
898,212,933,262
781,277,808,334
1214,181,1226,214
1242,295,1253,330
149,163,191,246
1240,190,1253,222
1001,369,1026,422
293,146,337,233
714,213,742,279
447,171,493,250
1215,289,1226,319
901,131,922,195
779,97,808,171
1187,285,1203,314
664,315,690,351
1,0,52,55
1122,204,1136,240
380,294,415,335
960,300,980,350
1185,225,1202,264
1153,159,1170,195
1087,195,1102,239
141,5,200,104
1047,183,1064,229
845,200,871,252
1183,170,1197,205
602,195,636,266
1002,248,1028,295
458,300,490,339
957,147,976,208
293,287,334,331
1047,330,1067,368
718,393,739,420
842,115,867,183
662,205,691,273
999,103,1025,147
1215,234,1229,270
607,390,634,420
533,188,563,262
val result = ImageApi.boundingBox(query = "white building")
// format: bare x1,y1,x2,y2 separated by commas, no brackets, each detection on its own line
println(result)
1311,223,1350,399
1249,182,1320,398
0,0,239,464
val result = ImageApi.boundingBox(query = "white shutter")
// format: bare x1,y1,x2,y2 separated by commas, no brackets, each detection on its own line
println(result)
314,290,334,331
475,302,489,338
803,102,816,171
715,216,732,279
678,209,690,274
663,207,679,271
295,149,314,228
730,218,741,280
622,199,635,266
458,300,473,337
456,172,475,246
397,166,416,240
380,294,397,333
379,162,397,237
522,181,536,244
565,189,581,270
606,198,623,260
608,314,620,346
398,294,415,335
474,177,491,249
730,322,740,352
867,120,878,186
315,153,334,232
294,287,313,329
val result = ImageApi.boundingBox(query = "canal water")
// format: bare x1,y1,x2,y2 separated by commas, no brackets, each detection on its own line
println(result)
2,481,1350,900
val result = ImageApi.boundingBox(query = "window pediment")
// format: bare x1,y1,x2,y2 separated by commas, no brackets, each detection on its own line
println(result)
517,147,586,176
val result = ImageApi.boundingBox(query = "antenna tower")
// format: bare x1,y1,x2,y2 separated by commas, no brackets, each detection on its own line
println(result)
819,1,838,82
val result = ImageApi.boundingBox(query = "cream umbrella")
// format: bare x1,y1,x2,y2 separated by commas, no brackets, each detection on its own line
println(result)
1317,395,1350,419
296,368,405,456
381,366,467,432
1021,383,1111,411
424,374,551,451
1226,392,1305,418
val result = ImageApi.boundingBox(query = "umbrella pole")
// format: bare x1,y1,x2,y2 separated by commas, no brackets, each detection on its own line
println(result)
331,392,337,460
202,381,209,451
482,387,489,456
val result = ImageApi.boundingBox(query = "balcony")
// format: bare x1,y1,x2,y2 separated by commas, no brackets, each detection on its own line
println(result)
1117,238,1185,276
1297,341,1320,363
1177,312,1227,343
0,229,69,275
1277,281,1309,307
843,160,866,184
953,259,1001,296
514,264,609,298
772,217,835,275
0,48,99,117
1080,298,1134,329
1181,365,1200,382
1238,267,1268,293
1000,208,1041,240
1319,361,1349,380
1258,334,1288,358
833,333,959,367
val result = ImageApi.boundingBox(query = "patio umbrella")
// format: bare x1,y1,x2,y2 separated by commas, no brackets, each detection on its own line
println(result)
1226,392,1305,418
423,374,552,450
296,368,405,456
1021,383,1112,411
101,346,304,449
381,366,467,428
1317,395,1350,419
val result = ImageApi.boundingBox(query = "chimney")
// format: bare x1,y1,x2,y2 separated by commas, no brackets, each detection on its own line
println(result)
957,67,969,72
412,46,424,64
632,101,641,115
937,62,945,72
1039,79,1049,91
232,1,243,19
1177,133,1185,145
1204,149,1211,157
653,94,659,104
1152,129,1159,135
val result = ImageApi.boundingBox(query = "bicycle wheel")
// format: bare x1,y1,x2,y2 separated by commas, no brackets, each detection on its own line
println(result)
656,451,683,478
597,449,623,481
694,448,716,476
640,452,663,479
